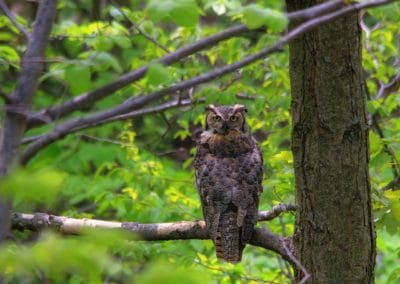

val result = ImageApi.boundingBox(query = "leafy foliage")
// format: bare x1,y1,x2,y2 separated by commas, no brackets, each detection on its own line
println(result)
0,0,399,283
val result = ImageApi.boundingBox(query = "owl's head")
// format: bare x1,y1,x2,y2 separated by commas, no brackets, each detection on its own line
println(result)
205,104,248,134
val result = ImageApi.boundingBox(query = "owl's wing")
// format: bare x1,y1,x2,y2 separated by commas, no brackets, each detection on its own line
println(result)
194,144,215,233
233,141,263,244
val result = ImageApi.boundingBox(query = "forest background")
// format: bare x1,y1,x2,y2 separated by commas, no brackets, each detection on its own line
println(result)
0,0,399,283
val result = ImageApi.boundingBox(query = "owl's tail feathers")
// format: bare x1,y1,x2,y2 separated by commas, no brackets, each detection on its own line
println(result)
214,210,244,263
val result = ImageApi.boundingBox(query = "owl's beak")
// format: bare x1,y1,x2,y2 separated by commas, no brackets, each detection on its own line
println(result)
221,122,229,133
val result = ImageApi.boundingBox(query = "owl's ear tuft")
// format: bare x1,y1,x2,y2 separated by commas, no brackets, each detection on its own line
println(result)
233,104,247,113
205,104,217,113
205,104,216,130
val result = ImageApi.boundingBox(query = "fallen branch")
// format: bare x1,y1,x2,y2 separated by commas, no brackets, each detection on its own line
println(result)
11,212,291,260
25,0,344,129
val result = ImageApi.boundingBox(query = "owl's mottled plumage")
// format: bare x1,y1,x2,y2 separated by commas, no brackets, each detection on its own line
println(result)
194,104,263,263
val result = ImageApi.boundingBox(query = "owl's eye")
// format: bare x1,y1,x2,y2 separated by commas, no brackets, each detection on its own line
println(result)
213,116,221,121
230,116,239,122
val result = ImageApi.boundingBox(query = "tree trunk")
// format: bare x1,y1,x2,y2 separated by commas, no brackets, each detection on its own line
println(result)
0,0,57,243
286,1,376,283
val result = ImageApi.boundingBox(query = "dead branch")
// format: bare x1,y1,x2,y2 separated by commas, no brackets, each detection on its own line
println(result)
11,212,290,260
20,0,395,164
258,203,296,221
25,0,345,129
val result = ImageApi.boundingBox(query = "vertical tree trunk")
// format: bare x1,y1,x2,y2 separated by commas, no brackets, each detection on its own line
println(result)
286,1,376,283
0,0,57,243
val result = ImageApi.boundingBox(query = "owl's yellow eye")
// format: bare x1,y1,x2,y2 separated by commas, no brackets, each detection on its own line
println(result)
213,116,221,121
230,116,238,122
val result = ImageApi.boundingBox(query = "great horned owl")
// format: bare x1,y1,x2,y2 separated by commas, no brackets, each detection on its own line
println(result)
194,104,263,263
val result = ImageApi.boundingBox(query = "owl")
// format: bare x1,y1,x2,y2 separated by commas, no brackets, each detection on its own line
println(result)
194,104,263,263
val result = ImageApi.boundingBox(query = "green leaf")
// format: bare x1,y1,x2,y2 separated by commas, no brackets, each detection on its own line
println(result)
65,65,91,95
146,1,173,21
170,0,199,27
135,260,210,284
93,36,114,51
242,4,269,29
242,4,288,32
0,46,20,66
146,63,171,86
0,168,65,206
112,36,131,49
384,190,400,222
91,52,123,73
146,0,199,27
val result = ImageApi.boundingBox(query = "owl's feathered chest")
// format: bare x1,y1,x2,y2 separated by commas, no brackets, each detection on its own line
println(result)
198,130,255,157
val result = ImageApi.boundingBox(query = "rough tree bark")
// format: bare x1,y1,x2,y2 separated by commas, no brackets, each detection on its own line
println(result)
286,1,376,283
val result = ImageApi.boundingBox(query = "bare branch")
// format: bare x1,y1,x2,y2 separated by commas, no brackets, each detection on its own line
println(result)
282,241,310,284
288,0,343,22
378,73,400,99
26,0,347,129
11,212,289,259
20,0,395,164
26,25,251,129
258,203,296,221
22,98,197,144
76,98,198,131
0,0,31,41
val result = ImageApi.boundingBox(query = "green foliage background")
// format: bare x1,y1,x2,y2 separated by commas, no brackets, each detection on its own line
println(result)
0,0,399,283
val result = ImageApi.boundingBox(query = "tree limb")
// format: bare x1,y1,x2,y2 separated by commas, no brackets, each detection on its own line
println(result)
25,0,345,129
11,212,291,260
20,0,394,164
22,98,198,144
0,88,14,104
378,73,400,99
0,0,31,42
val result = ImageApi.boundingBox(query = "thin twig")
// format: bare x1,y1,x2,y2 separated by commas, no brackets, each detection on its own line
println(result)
365,80,400,179
26,0,347,129
378,73,400,99
282,241,310,284
381,176,400,191
20,0,395,164
0,0,31,41
110,0,170,53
